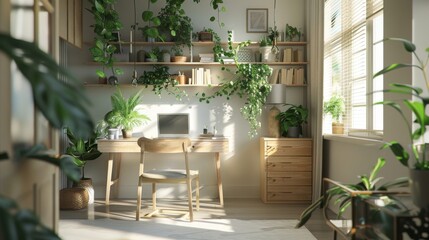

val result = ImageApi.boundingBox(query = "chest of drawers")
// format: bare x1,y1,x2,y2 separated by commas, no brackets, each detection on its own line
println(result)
260,138,313,203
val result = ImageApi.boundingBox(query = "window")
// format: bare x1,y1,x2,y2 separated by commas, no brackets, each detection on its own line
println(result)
323,0,383,138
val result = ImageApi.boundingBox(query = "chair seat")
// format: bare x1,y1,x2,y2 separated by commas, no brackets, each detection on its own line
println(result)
142,169,199,180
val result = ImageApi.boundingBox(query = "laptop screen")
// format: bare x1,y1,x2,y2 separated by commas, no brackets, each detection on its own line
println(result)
157,114,189,137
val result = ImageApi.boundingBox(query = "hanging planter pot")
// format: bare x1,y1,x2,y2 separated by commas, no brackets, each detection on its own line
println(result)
409,169,429,210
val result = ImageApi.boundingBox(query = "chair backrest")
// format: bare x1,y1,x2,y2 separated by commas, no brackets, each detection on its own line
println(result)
137,137,191,153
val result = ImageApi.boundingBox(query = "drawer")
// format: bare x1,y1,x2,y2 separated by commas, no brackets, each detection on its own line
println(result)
266,157,312,172
267,192,312,202
267,172,312,185
265,140,312,156
267,185,311,193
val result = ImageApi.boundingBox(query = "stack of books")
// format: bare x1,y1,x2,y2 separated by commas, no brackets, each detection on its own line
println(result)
199,53,215,63
190,67,212,85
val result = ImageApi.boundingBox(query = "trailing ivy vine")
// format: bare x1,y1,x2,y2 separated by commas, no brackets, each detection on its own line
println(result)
137,65,188,101
197,31,273,137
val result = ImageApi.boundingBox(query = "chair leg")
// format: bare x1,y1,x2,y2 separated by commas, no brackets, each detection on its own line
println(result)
136,177,142,221
186,179,194,221
152,183,157,210
196,176,200,211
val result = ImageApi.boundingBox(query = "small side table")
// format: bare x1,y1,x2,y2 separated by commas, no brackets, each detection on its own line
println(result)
362,194,429,240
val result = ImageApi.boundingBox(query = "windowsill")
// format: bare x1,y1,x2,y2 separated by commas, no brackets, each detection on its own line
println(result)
323,134,384,147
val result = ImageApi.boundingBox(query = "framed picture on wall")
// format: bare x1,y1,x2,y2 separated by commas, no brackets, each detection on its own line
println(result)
246,8,268,33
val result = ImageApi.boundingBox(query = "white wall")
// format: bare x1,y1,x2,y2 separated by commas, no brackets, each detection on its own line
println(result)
68,0,307,199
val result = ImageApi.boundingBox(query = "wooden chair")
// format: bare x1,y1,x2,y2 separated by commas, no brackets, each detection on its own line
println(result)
136,137,200,221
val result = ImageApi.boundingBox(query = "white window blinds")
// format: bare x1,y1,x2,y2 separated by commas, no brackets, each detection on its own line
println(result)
323,0,383,138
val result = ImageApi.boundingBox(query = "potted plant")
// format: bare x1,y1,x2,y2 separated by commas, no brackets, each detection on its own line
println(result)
65,127,102,204
198,27,213,42
276,104,308,138
103,110,122,139
259,36,275,62
285,24,300,41
171,45,187,62
145,47,161,62
323,95,345,134
87,0,123,83
296,158,408,228
374,38,429,210
110,87,150,138
157,1,193,47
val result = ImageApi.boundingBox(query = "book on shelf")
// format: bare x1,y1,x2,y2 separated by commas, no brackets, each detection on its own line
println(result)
294,68,305,85
190,67,212,85
199,53,215,63
283,48,293,62
269,69,280,84
294,49,304,62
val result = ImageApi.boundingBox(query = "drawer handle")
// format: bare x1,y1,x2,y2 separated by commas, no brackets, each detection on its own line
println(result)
272,179,276,182
272,164,276,167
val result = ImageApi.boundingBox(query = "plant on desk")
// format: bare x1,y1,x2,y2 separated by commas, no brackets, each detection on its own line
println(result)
109,87,150,138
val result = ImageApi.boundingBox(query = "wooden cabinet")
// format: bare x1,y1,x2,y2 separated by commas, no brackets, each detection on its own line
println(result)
59,0,82,48
260,137,312,203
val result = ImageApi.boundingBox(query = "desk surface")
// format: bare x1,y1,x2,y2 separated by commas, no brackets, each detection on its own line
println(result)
97,137,229,153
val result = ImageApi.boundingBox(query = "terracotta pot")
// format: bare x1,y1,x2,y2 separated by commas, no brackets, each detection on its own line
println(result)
171,56,187,62
409,169,429,210
122,129,133,138
332,122,344,134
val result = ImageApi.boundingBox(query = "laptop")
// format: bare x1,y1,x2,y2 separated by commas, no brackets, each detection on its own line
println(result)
157,113,189,138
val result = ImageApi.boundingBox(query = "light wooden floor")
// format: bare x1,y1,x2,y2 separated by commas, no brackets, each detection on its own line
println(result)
60,198,336,240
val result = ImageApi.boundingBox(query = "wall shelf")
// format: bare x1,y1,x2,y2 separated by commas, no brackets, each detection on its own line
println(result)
106,41,308,47
84,83,305,88
91,61,308,66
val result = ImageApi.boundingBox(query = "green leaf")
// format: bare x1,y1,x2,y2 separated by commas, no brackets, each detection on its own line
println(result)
142,11,153,22
390,83,423,95
386,37,416,52
94,0,105,14
170,30,176,37
96,70,106,78
404,100,426,139
152,17,161,27
210,16,215,22
382,141,409,167
369,158,386,184
374,63,416,78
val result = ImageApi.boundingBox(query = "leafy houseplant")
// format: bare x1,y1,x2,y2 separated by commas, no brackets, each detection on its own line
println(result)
285,24,300,41
374,38,429,209
296,158,408,229
158,1,193,47
65,128,102,179
276,104,308,138
87,0,123,82
323,95,345,134
198,31,273,137
109,88,150,138
171,45,187,62
137,65,187,100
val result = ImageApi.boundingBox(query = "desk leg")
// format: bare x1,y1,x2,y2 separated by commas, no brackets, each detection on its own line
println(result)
215,152,224,206
105,155,114,205
113,154,122,198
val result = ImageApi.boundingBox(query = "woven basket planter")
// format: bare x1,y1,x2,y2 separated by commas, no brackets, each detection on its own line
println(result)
60,188,89,210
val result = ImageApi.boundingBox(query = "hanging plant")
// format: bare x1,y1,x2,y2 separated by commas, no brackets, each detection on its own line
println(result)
87,0,123,79
137,65,188,101
197,31,273,137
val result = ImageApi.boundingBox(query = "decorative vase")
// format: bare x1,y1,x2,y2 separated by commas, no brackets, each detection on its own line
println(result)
268,106,280,138
137,50,145,62
409,169,429,210
108,128,120,139
73,178,94,204
122,129,133,138
286,126,300,138
162,52,171,62
332,123,344,134
260,46,275,62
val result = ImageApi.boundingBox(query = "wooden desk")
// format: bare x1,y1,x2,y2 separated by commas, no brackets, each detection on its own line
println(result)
97,137,229,206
